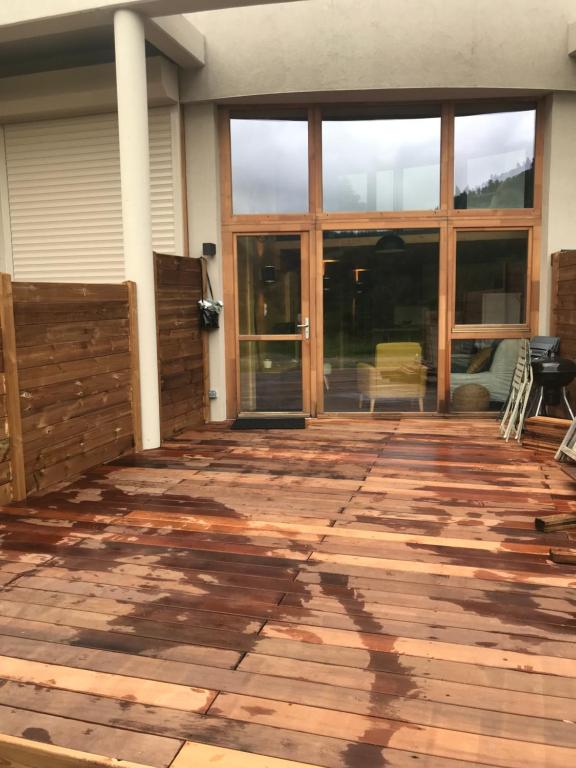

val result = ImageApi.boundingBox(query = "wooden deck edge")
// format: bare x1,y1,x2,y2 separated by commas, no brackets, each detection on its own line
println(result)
169,741,325,768
0,733,155,768
0,735,327,768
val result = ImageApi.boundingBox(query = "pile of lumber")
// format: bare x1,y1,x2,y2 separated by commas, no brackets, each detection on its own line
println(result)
521,416,571,455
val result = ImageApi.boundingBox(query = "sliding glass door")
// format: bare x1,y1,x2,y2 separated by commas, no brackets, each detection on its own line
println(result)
322,229,440,413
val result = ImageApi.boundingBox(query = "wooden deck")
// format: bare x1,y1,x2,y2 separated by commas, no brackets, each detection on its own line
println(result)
0,418,575,768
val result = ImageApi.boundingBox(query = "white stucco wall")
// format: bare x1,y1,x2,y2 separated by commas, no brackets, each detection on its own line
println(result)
541,91,576,333
183,0,576,102
184,103,227,421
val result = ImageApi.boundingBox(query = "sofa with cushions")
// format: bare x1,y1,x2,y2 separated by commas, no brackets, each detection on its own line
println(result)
450,339,521,403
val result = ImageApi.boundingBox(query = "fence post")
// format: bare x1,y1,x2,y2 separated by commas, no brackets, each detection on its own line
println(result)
549,251,559,336
0,273,26,500
125,280,143,452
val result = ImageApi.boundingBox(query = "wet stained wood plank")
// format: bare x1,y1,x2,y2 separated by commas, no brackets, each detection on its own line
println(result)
208,692,575,768
0,417,575,766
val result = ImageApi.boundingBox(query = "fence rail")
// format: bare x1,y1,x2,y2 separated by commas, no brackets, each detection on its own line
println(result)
0,275,141,499
154,253,206,440
0,257,205,501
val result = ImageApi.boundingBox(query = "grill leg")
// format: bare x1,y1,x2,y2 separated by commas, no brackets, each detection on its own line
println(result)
561,387,575,419
534,387,544,417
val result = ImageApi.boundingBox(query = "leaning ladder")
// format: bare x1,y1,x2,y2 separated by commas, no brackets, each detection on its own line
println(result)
556,417,576,462
500,339,532,442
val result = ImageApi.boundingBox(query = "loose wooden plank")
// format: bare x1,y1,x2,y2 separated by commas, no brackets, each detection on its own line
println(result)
535,512,576,531
549,548,576,565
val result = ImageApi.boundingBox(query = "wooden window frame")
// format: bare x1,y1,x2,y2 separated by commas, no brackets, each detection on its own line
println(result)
219,99,544,418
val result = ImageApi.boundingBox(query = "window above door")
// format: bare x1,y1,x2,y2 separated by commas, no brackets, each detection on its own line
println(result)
223,100,541,221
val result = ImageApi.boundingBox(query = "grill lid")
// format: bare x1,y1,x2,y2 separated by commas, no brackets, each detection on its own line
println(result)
532,351,576,387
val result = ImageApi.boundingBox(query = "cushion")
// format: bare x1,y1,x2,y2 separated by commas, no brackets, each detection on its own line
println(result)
452,383,491,412
466,346,493,374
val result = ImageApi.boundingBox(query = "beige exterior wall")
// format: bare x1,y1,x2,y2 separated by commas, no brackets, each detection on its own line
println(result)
541,91,576,333
184,102,226,421
0,57,178,123
179,0,576,417
183,0,576,102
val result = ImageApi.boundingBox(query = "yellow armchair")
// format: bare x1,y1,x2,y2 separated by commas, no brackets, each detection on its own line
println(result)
357,342,428,412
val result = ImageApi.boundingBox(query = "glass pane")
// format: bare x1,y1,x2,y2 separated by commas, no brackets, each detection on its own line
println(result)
322,116,441,212
239,341,303,412
455,231,528,325
323,229,439,412
231,118,309,214
237,235,301,335
454,109,536,209
451,338,521,411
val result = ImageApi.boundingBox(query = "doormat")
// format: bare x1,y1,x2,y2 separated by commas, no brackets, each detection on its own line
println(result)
231,417,306,430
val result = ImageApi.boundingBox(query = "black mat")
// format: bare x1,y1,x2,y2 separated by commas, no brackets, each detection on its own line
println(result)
231,417,306,430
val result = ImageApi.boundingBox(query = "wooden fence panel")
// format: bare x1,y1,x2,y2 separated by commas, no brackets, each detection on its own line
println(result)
0,308,10,504
10,279,138,494
550,250,576,406
154,253,205,440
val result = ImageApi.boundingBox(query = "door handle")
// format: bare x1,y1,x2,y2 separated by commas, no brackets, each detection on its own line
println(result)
297,317,310,340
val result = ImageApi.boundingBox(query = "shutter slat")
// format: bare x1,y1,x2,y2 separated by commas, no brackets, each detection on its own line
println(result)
5,107,177,283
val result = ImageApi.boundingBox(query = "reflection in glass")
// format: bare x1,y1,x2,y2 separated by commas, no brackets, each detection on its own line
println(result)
454,109,535,209
455,231,528,325
323,229,439,412
231,118,308,214
239,341,303,412
451,338,521,411
322,116,441,212
237,235,301,335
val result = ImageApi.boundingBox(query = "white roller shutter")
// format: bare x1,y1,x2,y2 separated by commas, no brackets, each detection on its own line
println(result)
149,108,179,255
3,107,179,283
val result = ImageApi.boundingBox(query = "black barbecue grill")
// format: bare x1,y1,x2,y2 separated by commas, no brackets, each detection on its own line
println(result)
531,351,576,419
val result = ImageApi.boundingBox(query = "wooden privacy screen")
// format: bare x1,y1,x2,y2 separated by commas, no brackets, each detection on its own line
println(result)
551,250,576,403
154,253,205,440
0,320,9,503
0,277,141,499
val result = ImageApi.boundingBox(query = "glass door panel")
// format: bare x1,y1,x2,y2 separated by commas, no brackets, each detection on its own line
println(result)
322,229,440,413
236,234,309,414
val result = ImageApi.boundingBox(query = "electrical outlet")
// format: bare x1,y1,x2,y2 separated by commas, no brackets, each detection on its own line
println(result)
208,389,218,400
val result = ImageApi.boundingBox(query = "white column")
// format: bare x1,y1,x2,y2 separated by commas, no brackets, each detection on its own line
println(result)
114,9,160,448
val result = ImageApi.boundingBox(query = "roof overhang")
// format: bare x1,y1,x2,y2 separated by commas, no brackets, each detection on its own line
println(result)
0,1,304,70
0,1,304,41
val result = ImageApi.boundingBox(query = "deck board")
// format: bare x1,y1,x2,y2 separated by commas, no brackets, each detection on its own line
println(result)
0,417,575,767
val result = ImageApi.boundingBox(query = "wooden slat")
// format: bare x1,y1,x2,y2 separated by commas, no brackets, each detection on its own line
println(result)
0,273,24,500
5,278,140,495
126,280,142,452
155,254,204,440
